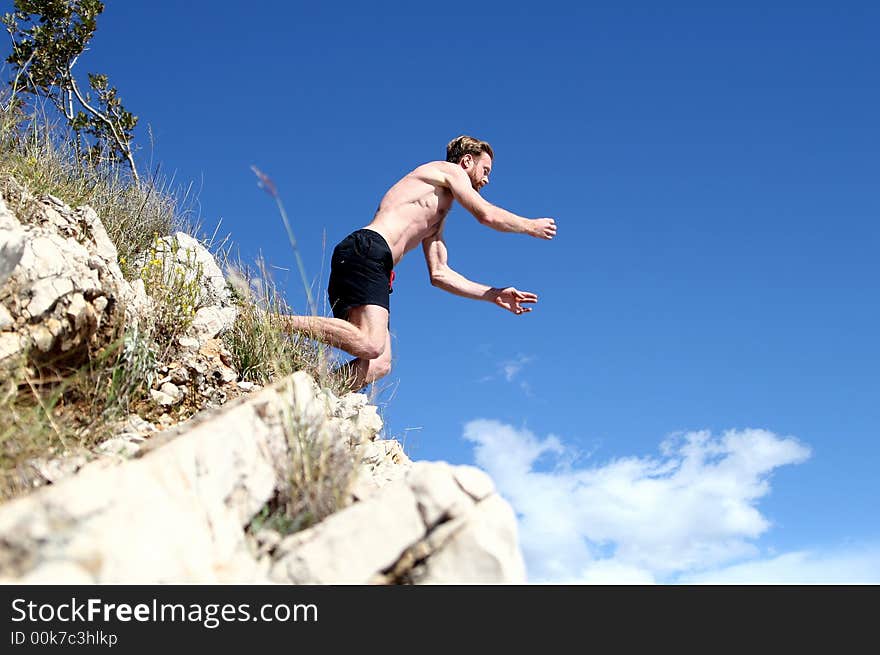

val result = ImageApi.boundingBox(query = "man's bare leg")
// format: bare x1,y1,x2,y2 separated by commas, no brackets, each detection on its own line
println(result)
283,305,388,360
284,305,391,391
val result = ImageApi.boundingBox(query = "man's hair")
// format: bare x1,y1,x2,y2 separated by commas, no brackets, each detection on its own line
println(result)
446,135,494,164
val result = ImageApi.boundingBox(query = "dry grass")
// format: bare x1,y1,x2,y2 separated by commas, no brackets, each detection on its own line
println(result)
222,257,350,397
246,376,358,538
0,96,193,272
0,315,158,500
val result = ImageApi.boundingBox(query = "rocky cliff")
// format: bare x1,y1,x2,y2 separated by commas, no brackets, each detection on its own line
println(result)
0,179,526,584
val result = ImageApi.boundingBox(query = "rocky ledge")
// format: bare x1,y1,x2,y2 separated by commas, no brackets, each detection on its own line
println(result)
0,372,526,584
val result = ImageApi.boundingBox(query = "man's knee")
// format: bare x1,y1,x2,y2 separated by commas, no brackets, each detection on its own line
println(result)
369,356,392,381
357,335,386,361
346,305,389,360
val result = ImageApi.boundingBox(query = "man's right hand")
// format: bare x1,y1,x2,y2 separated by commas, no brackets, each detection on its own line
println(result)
529,218,557,240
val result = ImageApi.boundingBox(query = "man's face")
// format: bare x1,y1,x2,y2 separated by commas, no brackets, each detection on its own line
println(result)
463,152,492,192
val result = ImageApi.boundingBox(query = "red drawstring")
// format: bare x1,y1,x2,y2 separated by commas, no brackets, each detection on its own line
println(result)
389,270,396,291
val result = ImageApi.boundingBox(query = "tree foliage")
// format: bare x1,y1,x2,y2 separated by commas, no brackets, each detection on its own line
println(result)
3,0,140,180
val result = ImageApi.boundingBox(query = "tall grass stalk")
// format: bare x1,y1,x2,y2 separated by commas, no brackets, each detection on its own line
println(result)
251,165,317,315
246,165,352,393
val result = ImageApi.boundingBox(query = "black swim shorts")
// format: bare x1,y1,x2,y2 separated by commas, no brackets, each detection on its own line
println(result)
327,228,394,319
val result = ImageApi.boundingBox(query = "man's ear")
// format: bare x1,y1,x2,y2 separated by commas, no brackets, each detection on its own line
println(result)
460,153,473,169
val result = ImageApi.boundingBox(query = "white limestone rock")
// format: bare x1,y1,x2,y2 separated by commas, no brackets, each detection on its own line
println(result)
336,392,368,419
414,493,527,584
0,182,124,365
150,388,177,407
0,382,291,583
0,304,13,330
269,481,425,584
0,196,25,286
406,461,474,528
0,367,527,586
351,438,412,500
119,277,153,328
189,305,237,343
0,331,23,360
453,465,496,501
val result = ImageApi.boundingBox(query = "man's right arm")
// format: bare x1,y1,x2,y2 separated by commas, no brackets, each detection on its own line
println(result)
418,162,557,240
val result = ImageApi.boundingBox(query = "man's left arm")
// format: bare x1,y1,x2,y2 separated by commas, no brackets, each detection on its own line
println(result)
437,163,557,239
416,163,557,239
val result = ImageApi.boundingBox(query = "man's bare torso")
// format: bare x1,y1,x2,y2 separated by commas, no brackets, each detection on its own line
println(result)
362,161,453,265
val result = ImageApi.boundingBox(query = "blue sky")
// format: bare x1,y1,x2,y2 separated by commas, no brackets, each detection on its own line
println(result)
15,1,878,582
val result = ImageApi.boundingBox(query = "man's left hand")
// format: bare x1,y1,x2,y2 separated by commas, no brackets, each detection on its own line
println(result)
492,287,538,315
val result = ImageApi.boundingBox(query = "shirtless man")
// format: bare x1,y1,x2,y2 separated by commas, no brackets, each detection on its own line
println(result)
285,135,557,391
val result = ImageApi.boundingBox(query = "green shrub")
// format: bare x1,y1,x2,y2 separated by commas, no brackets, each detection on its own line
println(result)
138,233,204,356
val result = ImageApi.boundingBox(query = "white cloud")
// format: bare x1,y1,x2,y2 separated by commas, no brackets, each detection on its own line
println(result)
680,547,880,584
478,355,534,389
576,560,658,584
502,355,533,382
462,419,835,583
